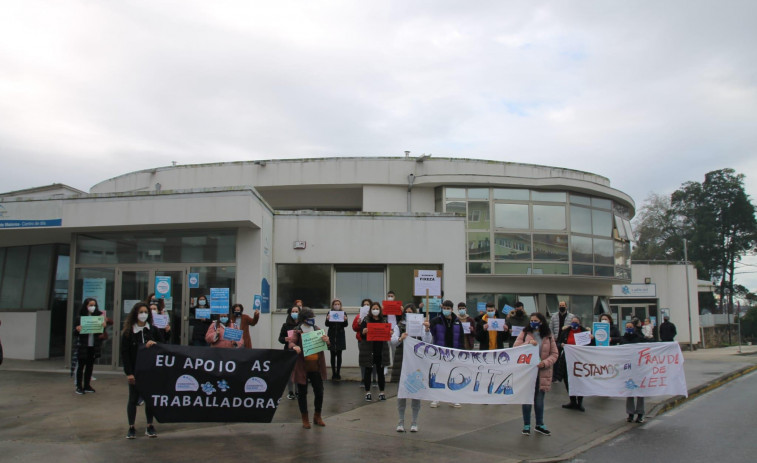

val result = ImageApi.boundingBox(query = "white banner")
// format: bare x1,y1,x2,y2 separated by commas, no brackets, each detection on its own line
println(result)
397,338,539,404
563,342,687,398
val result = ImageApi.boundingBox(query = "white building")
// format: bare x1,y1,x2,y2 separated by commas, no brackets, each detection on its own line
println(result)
0,157,635,366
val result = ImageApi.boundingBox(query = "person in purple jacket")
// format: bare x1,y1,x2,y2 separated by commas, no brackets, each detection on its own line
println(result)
422,299,465,408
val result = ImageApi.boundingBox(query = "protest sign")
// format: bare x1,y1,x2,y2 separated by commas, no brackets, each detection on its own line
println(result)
502,304,515,315
398,338,539,404
359,305,369,319
593,322,610,347
153,314,169,329
563,342,687,397
195,309,210,320
367,323,392,341
135,344,297,422
327,311,345,323
461,322,471,334
302,329,327,357
427,297,442,313
222,327,243,342
487,319,505,331
210,288,229,315
573,331,592,346
382,300,403,315
413,270,442,297
405,313,425,338
510,325,524,338
80,316,104,334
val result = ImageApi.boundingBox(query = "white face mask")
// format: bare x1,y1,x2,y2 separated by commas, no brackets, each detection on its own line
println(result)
198,300,207,306
137,313,149,323
387,296,395,301
151,310,158,315
371,309,380,316
87,305,96,313
458,309,467,316
487,311,496,317
333,305,341,310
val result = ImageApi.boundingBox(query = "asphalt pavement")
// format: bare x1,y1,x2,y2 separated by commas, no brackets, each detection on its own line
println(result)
1,345,756,463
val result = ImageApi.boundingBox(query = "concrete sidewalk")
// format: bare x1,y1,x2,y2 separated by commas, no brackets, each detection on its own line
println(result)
1,345,756,463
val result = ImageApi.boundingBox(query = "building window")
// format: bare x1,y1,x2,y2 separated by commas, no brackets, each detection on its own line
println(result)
494,203,529,229
468,232,491,260
494,233,531,260
467,202,490,229
493,188,529,201
335,266,385,308
276,264,331,309
570,205,592,235
533,234,569,261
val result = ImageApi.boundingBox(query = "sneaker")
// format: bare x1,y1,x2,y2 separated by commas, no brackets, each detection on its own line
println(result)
379,393,386,401
84,386,96,393
626,414,634,423
145,425,157,438
635,415,645,423
429,401,439,408
365,393,372,402
137,398,144,406
75,387,84,395
126,427,136,439
451,403,461,408
396,423,405,432
522,425,531,436
534,425,551,436
287,392,296,400
410,424,418,432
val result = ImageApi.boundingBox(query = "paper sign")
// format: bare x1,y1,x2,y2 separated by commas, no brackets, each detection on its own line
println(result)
359,305,370,319
153,314,169,329
427,297,442,313
510,325,524,337
593,322,610,347
650,316,657,327
210,288,230,315
574,331,592,346
123,299,142,315
195,308,211,320
502,304,515,315
82,278,107,310
487,319,505,331
328,311,345,323
367,323,392,341
222,327,244,342
302,329,327,357
461,322,471,333
382,300,403,315
287,330,295,342
253,295,262,312
155,276,172,299
477,302,487,312
80,316,104,334
188,273,200,288
387,315,397,329
413,269,442,296
405,313,425,337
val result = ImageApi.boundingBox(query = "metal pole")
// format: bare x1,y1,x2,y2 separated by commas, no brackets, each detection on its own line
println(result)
738,301,742,354
684,239,694,352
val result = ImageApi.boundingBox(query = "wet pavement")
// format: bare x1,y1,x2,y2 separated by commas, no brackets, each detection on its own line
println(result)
1,345,756,463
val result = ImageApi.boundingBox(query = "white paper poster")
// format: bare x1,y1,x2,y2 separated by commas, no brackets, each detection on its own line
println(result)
328,311,345,323
563,343,688,397
398,338,539,404
510,326,524,337
573,331,592,346
405,313,425,338
487,318,505,331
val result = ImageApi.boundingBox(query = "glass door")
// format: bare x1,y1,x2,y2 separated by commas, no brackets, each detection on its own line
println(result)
116,269,151,367
154,269,186,345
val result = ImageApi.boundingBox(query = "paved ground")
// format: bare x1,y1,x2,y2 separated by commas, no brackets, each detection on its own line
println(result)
1,345,756,463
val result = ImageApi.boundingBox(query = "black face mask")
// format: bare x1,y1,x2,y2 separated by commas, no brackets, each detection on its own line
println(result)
234,311,242,317
559,307,566,313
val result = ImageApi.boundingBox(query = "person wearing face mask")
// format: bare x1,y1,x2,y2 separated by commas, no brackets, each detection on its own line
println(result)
456,302,476,350
424,300,465,408
599,313,622,345
475,302,509,351
391,303,433,432
73,298,109,394
621,321,646,422
325,299,348,381
190,295,212,347
507,302,529,348
550,301,575,350
360,302,391,401
279,305,301,400
145,293,171,343
205,311,244,348
353,298,377,391
557,316,594,411
230,303,260,348
120,302,159,439
514,312,559,436
288,308,330,429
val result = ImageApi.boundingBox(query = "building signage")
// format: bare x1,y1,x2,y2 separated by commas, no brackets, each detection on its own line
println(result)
612,284,656,298
0,202,63,228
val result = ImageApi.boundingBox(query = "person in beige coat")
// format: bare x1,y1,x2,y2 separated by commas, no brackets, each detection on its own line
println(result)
514,312,559,436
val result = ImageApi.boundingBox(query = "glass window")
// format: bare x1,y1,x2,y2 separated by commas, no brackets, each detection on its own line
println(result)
593,238,614,265
468,188,489,199
493,188,529,201
335,266,385,308
623,219,634,241
495,262,531,275
0,246,28,309
571,236,593,263
74,268,115,365
532,234,569,261
445,201,466,215
614,203,630,218
467,202,490,229
570,194,591,206
445,188,466,199
494,203,529,229
614,215,628,240
572,264,594,276
22,245,54,309
532,191,566,202
276,264,331,309
592,209,613,237
615,241,630,267
388,264,443,308
570,205,592,234
531,263,569,275
468,262,491,274
546,294,570,316
615,267,631,279
467,232,491,260
533,205,566,230
517,295,538,312
591,197,612,209
497,294,517,312
466,293,495,314
494,233,531,260
595,266,614,277
0,248,5,295
571,295,594,323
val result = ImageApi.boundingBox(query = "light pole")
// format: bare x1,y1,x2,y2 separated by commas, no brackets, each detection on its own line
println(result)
684,239,694,352
737,301,742,353
725,287,732,345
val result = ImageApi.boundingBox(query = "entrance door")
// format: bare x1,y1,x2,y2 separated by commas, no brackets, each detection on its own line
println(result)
115,269,151,367
154,269,187,345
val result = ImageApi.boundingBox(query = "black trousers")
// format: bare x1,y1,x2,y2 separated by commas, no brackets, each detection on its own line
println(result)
297,371,324,414
76,347,95,389
330,350,343,374
127,383,153,426
363,344,385,391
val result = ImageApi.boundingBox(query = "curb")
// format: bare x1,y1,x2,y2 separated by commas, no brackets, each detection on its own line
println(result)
524,364,757,463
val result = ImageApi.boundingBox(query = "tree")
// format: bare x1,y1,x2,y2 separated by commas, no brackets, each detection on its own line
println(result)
631,193,682,261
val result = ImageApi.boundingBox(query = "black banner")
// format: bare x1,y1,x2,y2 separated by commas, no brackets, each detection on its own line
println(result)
135,344,297,423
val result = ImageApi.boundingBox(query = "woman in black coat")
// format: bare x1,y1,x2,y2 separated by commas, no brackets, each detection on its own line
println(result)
325,299,348,381
621,321,647,423
599,313,622,346
74,298,108,394
278,305,301,400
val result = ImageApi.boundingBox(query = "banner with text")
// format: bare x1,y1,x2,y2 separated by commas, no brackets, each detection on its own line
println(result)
135,344,297,423
563,342,687,397
397,338,539,404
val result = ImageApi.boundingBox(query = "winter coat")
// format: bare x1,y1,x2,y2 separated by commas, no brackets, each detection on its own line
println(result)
474,314,509,350
550,311,575,346
659,321,677,342
120,324,160,376
75,310,110,358
620,329,646,344
506,311,529,346
288,329,328,384
358,316,391,367
430,314,465,349
325,314,348,351
205,321,244,348
231,312,260,348
607,324,622,345
456,315,477,350
514,330,559,391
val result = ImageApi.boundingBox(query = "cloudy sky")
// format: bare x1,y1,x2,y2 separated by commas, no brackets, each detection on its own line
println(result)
1,1,756,288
